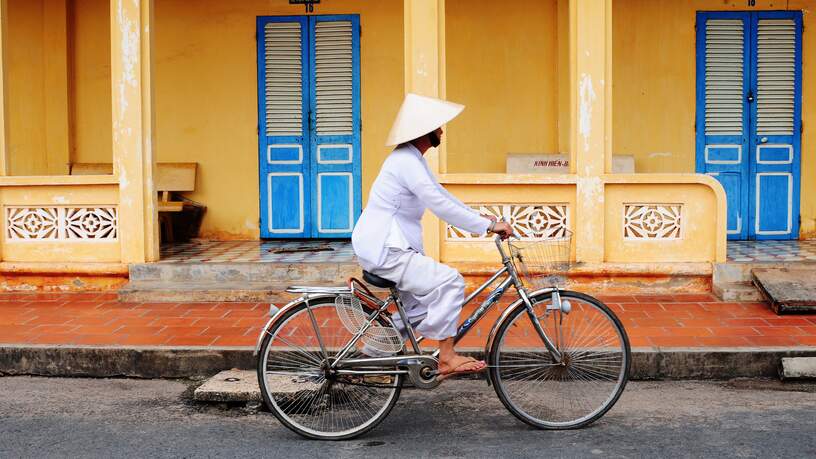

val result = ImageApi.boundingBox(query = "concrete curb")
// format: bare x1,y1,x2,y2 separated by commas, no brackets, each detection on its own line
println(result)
2,345,816,380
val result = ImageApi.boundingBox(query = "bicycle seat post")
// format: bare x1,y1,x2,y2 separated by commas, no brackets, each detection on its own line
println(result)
390,286,423,355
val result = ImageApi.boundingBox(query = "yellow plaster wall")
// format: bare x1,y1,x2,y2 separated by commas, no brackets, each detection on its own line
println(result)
69,0,112,166
6,0,47,175
0,182,121,263
604,183,721,263
152,0,403,239
613,0,816,238
6,0,111,173
445,0,559,174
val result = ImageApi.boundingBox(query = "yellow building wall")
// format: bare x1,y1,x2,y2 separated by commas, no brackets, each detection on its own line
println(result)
613,0,816,237
445,0,559,174
69,0,112,165
151,0,403,239
7,0,48,175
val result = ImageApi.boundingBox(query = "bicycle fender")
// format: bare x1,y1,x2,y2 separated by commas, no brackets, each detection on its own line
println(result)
252,293,338,356
483,287,555,386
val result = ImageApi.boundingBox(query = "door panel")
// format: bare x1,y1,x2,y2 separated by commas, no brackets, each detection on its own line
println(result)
707,172,743,235
309,16,361,238
258,17,310,238
696,14,751,239
749,13,802,239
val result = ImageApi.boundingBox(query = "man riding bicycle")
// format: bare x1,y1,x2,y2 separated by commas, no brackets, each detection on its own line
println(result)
351,93,513,380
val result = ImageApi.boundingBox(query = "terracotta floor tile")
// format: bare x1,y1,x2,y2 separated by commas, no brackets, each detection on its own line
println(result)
73,334,123,345
223,310,267,318
744,335,800,346
795,336,816,346
200,326,252,337
118,334,171,346
117,325,165,335
796,326,816,336
706,326,760,336
763,318,813,327
163,335,217,346
30,324,79,334
649,336,701,347
72,325,124,335
151,317,197,327
632,318,682,328
664,327,713,337
754,326,805,336
724,318,769,327
212,336,255,347
678,318,725,327
697,336,751,347
161,326,209,336
182,310,229,318
625,326,671,337
627,336,653,347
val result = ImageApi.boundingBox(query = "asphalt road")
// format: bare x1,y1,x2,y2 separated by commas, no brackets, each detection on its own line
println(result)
1,376,815,458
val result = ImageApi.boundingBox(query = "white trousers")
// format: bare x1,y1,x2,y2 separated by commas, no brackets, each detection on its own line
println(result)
369,248,465,341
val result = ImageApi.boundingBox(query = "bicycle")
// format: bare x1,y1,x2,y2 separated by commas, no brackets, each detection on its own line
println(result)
254,232,631,440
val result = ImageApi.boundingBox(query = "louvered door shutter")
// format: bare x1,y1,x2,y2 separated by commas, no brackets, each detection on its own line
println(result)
756,19,795,136
309,17,361,238
704,19,745,136
258,18,310,238
697,14,751,239
314,20,354,135
264,22,304,136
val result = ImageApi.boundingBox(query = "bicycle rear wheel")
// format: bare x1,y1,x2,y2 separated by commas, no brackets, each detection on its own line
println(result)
489,290,630,429
257,297,403,440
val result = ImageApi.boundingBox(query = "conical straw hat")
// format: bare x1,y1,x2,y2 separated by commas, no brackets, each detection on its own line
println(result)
385,93,465,146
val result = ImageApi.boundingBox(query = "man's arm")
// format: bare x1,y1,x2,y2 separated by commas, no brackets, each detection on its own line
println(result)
397,156,491,235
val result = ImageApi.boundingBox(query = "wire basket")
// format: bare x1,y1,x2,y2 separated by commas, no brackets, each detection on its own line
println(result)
508,229,573,289
335,295,403,355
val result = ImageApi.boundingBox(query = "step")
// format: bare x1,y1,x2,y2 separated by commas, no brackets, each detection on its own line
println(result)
130,262,361,283
712,281,764,302
120,261,363,303
118,281,304,303
194,369,261,403
752,267,816,314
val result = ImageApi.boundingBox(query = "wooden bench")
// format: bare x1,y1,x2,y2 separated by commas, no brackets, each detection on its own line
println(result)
70,162,198,240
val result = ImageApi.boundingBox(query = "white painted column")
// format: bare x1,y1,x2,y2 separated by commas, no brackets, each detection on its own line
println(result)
111,0,159,263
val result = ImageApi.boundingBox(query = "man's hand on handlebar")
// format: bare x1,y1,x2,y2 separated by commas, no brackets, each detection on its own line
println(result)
489,221,514,240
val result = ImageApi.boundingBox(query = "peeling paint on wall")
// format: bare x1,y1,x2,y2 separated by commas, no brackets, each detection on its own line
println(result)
579,73,596,154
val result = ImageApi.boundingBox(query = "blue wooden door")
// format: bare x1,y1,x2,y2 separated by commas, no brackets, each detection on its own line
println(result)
696,11,802,240
257,15,361,238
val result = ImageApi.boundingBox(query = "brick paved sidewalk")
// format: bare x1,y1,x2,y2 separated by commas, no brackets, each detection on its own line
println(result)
0,293,815,349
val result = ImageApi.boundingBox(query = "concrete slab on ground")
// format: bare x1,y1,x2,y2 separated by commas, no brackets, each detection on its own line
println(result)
194,369,261,402
752,267,816,314
780,357,816,380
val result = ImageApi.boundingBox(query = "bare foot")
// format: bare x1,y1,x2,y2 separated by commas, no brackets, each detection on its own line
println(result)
438,354,486,375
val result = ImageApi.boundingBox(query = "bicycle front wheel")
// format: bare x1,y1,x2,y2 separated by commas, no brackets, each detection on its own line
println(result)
257,297,403,440
489,290,630,429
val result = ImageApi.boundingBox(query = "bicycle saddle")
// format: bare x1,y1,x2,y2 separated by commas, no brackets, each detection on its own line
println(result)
362,270,396,289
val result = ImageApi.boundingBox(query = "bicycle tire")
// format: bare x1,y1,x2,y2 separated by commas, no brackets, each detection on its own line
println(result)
257,296,403,440
489,290,631,429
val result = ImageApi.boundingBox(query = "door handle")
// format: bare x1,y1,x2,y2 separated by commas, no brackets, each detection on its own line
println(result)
760,137,768,144
746,91,754,103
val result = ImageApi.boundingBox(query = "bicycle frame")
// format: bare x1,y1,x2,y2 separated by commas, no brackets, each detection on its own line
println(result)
328,236,562,371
